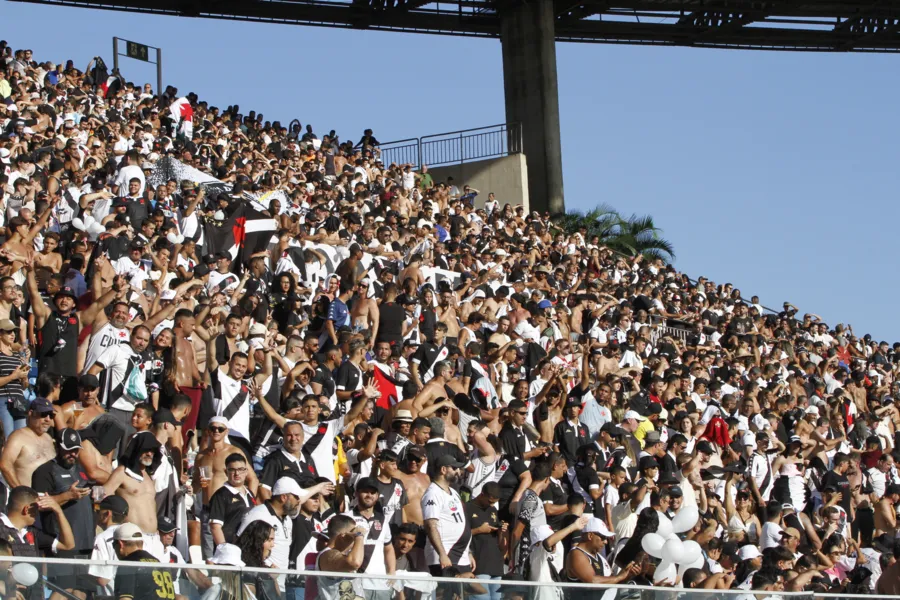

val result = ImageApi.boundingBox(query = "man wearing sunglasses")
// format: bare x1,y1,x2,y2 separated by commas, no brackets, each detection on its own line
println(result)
194,416,259,558
0,396,57,488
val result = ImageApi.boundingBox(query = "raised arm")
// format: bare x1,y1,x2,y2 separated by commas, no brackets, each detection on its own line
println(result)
80,274,126,327
25,266,51,328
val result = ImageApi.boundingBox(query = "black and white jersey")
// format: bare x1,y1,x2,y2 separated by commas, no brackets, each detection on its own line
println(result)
301,414,345,484
84,322,130,373
422,482,471,567
343,507,392,589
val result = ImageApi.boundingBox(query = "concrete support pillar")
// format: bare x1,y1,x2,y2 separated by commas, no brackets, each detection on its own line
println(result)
500,0,565,215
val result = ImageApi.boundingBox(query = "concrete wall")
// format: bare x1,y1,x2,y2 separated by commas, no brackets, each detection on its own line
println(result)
427,153,530,212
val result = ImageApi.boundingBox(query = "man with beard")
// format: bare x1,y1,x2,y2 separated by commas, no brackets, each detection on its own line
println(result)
422,455,472,575
0,397,58,487
32,428,95,594
344,477,397,600
84,301,131,374
88,325,152,441
237,477,317,593
102,430,165,560
27,263,124,398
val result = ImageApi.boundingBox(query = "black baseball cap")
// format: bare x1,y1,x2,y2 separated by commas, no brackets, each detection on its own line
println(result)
157,516,177,533
79,374,100,389
355,477,379,492
433,455,466,469
99,495,129,515
58,428,82,451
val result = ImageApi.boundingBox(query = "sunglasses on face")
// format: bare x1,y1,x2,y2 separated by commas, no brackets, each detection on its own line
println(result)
208,426,227,433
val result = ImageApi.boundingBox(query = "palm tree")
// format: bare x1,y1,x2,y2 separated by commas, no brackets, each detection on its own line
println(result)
552,207,675,263
552,204,622,241
606,213,675,263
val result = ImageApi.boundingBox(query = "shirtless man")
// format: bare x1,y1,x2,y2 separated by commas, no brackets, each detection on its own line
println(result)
55,373,106,431
436,290,461,343
194,416,259,506
395,446,431,525
173,308,204,436
506,292,530,331
0,198,55,274
412,361,456,417
350,278,379,342
194,415,259,556
33,232,63,273
398,253,425,289
0,397,57,487
103,430,165,559
874,484,900,538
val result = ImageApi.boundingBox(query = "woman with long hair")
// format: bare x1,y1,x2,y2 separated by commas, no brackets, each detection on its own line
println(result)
724,473,761,544
238,520,278,599
674,411,697,453
771,436,812,512
0,321,28,439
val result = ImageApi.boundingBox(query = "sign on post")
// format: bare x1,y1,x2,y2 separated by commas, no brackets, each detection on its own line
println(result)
112,37,163,99
125,40,150,62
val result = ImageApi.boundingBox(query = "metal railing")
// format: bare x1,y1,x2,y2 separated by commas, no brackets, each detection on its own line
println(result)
379,122,523,169
3,556,896,600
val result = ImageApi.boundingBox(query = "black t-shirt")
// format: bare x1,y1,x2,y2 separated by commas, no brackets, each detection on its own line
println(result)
467,501,504,577
412,342,445,376
312,365,336,399
424,439,468,478
657,452,678,477
499,424,528,460
114,550,175,600
208,484,257,544
540,477,569,530
374,477,408,529
820,470,852,514
375,302,405,345
335,361,362,395
260,448,317,490
31,458,95,552
497,457,528,517
558,512,583,556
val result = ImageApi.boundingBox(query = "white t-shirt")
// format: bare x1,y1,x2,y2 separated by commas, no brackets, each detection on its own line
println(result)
421,482,471,567
760,521,783,550
88,524,118,594
113,164,145,195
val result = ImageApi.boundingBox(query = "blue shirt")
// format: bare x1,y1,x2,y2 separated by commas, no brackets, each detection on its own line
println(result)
327,297,350,328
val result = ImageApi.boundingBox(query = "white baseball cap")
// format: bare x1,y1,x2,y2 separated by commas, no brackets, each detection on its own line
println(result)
272,477,303,498
623,410,644,421
113,523,144,542
738,545,762,561
531,524,555,547
583,517,614,537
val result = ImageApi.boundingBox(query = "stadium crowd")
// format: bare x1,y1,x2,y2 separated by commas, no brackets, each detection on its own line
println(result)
1,37,900,600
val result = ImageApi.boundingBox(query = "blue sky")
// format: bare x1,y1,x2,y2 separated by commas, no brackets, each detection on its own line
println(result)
5,2,899,342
